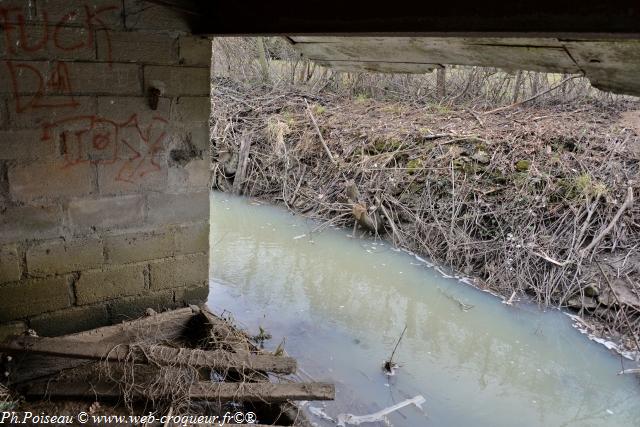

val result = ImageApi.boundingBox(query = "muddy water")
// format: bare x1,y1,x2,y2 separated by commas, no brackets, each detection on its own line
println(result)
208,193,640,427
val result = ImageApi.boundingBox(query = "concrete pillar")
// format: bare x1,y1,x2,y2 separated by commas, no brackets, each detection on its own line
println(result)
0,0,212,336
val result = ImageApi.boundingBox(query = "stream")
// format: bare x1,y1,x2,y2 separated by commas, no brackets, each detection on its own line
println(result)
207,192,640,427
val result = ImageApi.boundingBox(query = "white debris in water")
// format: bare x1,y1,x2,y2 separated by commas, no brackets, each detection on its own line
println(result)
606,409,614,415
434,266,454,279
308,406,336,422
336,395,426,426
565,313,639,361
293,234,307,240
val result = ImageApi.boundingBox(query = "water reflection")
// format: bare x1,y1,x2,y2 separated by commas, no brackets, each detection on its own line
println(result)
209,193,640,426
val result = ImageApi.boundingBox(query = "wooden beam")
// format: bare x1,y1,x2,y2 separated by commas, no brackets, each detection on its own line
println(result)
2,336,297,374
24,380,335,402
7,307,198,385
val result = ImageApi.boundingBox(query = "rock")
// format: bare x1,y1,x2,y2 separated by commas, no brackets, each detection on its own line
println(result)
406,158,423,174
515,159,530,172
471,150,490,164
584,283,600,297
597,279,640,308
568,296,598,310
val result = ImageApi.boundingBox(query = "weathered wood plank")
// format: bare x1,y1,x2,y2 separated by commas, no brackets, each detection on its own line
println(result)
289,37,580,73
2,336,297,374
313,60,439,74
7,307,198,385
24,381,335,402
564,40,640,96
289,36,567,47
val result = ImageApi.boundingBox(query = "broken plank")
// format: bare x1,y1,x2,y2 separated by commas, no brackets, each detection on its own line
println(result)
7,307,198,385
2,336,296,374
24,381,335,402
198,309,254,354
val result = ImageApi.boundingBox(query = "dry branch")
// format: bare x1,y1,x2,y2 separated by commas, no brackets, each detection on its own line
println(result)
1,336,297,374
212,80,640,355
580,187,634,257
483,74,582,114
304,98,337,165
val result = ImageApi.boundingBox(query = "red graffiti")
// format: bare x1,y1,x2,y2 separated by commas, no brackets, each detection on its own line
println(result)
6,60,78,112
41,114,169,183
1,3,167,185
0,4,117,62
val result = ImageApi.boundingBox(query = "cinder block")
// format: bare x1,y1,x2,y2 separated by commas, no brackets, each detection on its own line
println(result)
171,96,210,122
0,98,8,128
185,123,211,151
124,0,190,32
9,160,95,202
146,191,209,225
0,61,49,94
27,238,104,276
98,30,178,64
1,24,95,60
0,129,57,160
175,285,209,306
168,159,210,191
108,290,175,323
38,0,124,29
97,158,168,195
29,304,110,337
68,62,142,95
0,244,22,283
104,230,174,264
178,36,212,66
149,253,208,290
0,276,71,321
174,221,209,255
68,194,145,231
0,204,61,244
144,66,210,97
0,161,8,204
75,263,146,305
97,96,170,122
0,2,36,24
0,321,28,341
7,96,96,129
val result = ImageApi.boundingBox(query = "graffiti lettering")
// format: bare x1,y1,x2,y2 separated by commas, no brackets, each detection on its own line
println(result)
6,60,78,112
42,114,169,183
2,3,167,185
0,4,117,62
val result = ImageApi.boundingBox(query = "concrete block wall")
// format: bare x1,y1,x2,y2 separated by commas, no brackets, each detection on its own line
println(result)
0,0,212,337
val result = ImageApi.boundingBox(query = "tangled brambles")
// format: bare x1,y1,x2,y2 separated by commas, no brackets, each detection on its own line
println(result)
212,80,640,356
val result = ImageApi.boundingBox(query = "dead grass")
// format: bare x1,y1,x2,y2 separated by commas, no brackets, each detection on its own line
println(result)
212,80,640,356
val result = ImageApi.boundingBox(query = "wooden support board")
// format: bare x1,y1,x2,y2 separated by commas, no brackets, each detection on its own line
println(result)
2,336,297,374
24,380,335,402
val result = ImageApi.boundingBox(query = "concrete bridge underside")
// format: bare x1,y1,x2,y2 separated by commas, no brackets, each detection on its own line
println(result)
2,0,640,338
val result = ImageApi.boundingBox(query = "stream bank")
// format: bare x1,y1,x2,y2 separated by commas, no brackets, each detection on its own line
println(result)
211,80,640,357
208,192,640,427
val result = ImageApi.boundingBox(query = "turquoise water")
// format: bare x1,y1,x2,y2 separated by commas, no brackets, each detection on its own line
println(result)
208,192,640,426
